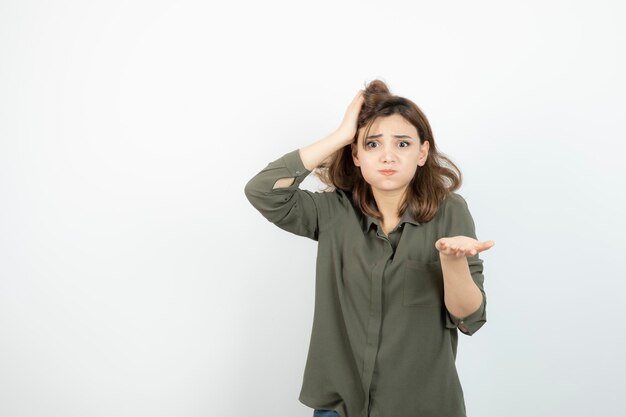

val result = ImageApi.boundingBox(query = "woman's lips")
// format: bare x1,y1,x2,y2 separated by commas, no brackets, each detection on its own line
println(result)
379,170,397,176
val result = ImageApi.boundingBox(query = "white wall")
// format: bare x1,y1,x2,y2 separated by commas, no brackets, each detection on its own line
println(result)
1,0,624,416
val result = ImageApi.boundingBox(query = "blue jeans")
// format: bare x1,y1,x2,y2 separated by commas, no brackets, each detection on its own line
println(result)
313,410,341,417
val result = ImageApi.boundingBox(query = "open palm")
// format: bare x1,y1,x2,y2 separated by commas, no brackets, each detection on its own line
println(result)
435,236,495,258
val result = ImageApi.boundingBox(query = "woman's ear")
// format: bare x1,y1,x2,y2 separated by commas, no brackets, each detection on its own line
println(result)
351,143,360,167
418,140,430,166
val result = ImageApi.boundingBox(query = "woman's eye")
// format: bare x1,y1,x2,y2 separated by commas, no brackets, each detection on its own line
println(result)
366,141,410,148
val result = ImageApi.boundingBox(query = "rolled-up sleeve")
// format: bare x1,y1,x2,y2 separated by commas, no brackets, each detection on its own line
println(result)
446,291,486,336
440,193,488,336
244,148,334,241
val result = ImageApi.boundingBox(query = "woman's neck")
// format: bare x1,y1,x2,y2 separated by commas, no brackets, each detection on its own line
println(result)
371,186,407,223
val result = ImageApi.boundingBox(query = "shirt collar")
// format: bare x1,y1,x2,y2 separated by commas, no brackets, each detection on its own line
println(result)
365,206,421,231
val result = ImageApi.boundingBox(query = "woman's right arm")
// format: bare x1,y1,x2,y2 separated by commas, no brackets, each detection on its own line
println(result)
271,130,353,189
271,89,365,189
243,130,352,240
243,90,364,240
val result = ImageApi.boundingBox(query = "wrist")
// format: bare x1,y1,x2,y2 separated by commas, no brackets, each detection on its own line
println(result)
333,128,356,145
439,252,467,263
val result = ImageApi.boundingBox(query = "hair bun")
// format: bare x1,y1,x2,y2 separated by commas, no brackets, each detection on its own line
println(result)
359,79,393,124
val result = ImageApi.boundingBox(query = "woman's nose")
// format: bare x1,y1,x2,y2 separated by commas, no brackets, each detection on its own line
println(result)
381,146,397,163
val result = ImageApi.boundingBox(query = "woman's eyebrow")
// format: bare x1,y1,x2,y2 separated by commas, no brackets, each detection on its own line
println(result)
365,133,414,139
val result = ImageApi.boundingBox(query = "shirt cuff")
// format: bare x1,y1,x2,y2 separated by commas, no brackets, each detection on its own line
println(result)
445,293,487,336
280,148,312,187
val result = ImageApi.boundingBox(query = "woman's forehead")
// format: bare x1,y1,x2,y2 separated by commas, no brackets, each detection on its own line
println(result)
359,115,418,141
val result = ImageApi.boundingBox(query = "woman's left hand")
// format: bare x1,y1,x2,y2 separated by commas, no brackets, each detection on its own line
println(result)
435,236,495,258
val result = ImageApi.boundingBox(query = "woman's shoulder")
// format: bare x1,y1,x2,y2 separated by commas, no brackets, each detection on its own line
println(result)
310,187,351,204
436,191,471,221
442,191,468,207
304,186,353,216
438,191,478,237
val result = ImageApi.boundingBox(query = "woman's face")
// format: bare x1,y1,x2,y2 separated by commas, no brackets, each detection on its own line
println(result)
351,114,429,197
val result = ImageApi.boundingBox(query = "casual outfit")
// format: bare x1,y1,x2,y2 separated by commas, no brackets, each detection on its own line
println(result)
244,148,488,417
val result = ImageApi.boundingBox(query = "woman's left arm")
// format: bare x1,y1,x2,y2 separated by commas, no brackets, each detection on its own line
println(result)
435,193,495,335
439,252,484,320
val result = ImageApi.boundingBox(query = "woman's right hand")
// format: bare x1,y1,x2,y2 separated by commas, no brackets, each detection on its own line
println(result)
336,90,365,145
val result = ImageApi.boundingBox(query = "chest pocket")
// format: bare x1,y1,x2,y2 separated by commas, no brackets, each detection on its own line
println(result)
403,259,444,307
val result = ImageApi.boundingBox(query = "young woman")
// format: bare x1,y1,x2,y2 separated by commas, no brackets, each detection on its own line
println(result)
244,79,495,417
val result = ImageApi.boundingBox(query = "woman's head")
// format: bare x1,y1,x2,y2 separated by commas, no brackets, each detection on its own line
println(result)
316,79,462,224
351,113,429,205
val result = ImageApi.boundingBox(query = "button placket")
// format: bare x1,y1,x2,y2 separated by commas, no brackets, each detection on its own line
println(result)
361,232,393,415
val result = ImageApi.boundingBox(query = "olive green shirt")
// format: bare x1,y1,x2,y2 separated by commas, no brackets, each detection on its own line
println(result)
244,148,488,417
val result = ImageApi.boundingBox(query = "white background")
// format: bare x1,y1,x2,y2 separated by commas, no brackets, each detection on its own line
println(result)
1,1,625,416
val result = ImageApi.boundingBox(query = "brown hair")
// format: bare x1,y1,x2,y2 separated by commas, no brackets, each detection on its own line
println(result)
314,78,462,224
